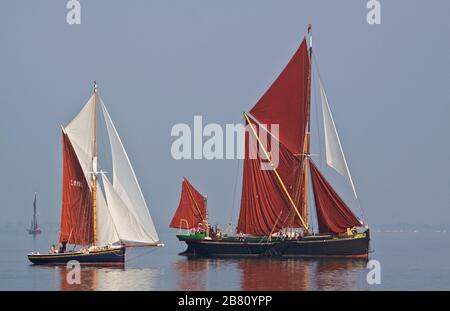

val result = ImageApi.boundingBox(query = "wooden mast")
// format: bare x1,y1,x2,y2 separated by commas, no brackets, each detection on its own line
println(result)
302,25,313,233
92,81,98,246
243,112,308,230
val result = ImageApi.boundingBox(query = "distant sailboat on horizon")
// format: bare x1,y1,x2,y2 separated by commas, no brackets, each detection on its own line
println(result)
28,82,163,265
28,193,42,235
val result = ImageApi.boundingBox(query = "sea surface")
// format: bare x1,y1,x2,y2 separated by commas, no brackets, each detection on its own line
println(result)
0,228,449,291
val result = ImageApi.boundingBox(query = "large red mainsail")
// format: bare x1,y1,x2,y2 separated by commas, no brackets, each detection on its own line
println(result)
249,39,310,156
59,133,94,245
237,39,310,235
170,178,207,230
237,118,305,235
309,161,361,234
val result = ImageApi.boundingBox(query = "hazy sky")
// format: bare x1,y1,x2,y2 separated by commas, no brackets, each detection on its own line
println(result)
1,0,449,230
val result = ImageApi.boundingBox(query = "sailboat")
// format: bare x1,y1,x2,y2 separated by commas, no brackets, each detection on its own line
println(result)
172,26,370,258
28,82,163,265
28,193,42,235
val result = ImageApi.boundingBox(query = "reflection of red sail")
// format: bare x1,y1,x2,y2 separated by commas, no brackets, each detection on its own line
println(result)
238,259,309,291
310,161,361,234
250,39,310,156
170,178,206,229
58,266,97,291
59,133,94,245
173,259,209,291
237,119,305,235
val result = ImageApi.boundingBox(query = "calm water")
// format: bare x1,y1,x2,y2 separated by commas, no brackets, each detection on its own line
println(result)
0,228,449,291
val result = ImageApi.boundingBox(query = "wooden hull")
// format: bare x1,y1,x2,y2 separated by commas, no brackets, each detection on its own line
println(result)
178,231,370,259
27,247,126,266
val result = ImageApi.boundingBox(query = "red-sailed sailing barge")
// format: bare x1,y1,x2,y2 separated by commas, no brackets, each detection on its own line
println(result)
28,83,162,265
172,27,370,258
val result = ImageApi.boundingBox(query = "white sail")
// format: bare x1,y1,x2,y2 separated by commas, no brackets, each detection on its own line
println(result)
102,173,158,244
96,179,120,246
319,80,358,198
100,99,159,244
64,94,95,187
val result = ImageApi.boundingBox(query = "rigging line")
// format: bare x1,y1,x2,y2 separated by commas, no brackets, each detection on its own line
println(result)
184,180,205,223
312,62,324,171
228,156,241,227
125,247,158,263
307,166,317,234
228,114,245,230
313,51,367,225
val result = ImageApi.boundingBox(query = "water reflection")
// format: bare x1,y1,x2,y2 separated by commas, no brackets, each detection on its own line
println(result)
313,259,367,290
173,257,368,291
57,266,162,291
238,259,310,290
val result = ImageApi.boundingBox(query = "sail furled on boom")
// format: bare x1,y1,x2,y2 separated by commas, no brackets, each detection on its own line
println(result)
59,132,94,245
319,80,358,198
237,117,305,235
100,99,159,244
170,178,207,230
249,39,310,155
309,161,361,234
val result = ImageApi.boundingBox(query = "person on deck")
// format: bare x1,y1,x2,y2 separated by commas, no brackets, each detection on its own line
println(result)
60,241,67,253
49,245,56,254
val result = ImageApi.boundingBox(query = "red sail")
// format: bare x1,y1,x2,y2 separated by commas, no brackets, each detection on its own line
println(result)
170,178,207,229
59,133,94,245
249,38,310,155
309,161,361,234
237,118,305,235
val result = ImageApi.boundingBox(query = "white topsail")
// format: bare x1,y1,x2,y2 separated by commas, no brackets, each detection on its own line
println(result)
100,98,160,245
319,80,358,199
64,94,96,187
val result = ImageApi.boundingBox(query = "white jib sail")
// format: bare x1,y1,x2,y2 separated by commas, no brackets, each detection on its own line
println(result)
100,98,159,244
64,94,95,187
101,173,157,244
319,80,358,199
96,179,120,246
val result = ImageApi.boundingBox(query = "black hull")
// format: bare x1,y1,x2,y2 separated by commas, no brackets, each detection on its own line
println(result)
27,247,126,266
178,231,370,259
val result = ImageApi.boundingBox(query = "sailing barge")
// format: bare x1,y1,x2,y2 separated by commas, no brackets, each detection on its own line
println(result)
171,27,370,258
28,83,162,265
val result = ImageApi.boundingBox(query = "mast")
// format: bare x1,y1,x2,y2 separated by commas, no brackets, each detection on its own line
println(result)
302,24,313,233
33,193,37,230
92,81,98,246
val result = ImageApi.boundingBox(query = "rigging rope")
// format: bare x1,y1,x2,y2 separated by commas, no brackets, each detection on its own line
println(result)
125,247,159,263
312,51,367,225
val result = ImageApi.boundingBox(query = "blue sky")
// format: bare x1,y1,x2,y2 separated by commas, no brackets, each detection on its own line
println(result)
0,0,449,230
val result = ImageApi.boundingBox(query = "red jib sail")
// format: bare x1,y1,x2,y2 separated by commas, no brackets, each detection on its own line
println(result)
237,118,305,235
309,161,361,234
249,38,310,156
170,178,207,230
59,133,94,245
